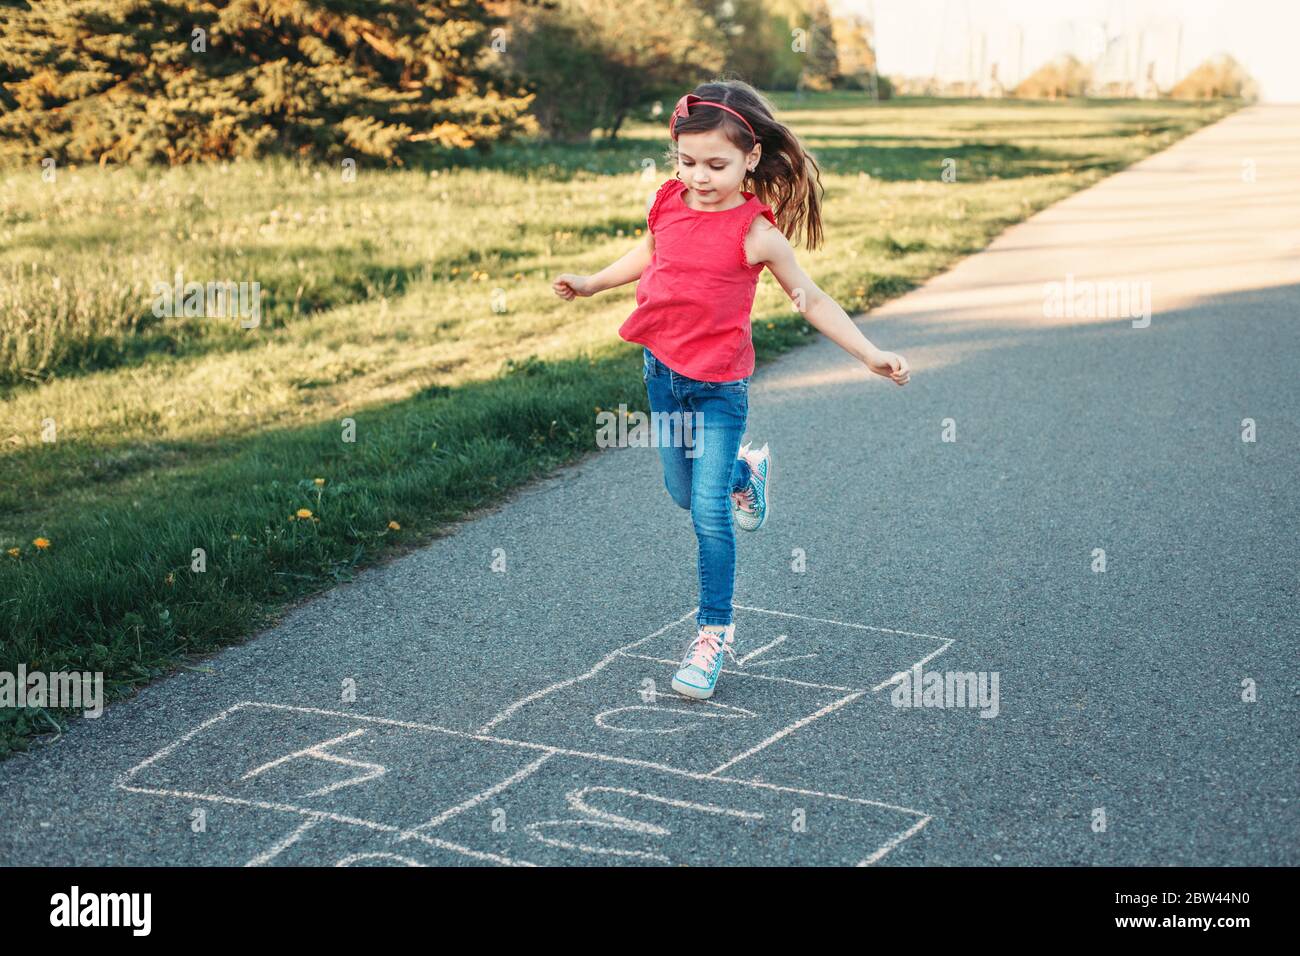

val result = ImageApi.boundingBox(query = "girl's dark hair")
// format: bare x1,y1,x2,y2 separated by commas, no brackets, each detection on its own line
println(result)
667,78,824,251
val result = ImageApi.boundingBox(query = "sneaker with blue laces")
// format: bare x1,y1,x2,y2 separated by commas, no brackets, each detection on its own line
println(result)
731,442,770,532
671,623,737,699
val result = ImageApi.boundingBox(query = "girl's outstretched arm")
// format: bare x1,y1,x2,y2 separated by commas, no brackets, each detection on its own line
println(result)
753,225,910,386
552,231,655,300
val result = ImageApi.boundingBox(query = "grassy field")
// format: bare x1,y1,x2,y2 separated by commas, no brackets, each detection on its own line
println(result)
0,94,1238,752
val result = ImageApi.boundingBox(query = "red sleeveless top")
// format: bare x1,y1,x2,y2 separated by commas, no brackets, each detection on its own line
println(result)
618,177,777,381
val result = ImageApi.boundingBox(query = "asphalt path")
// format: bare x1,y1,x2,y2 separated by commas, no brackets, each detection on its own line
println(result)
1,104,1296,866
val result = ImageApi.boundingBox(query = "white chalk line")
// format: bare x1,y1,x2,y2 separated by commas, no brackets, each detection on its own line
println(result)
728,632,824,672
619,627,956,775
732,604,949,643
857,815,933,866
594,700,756,734
111,700,250,789
396,752,555,837
245,817,321,867
118,700,929,818
240,728,386,797
115,604,956,866
523,820,671,863
115,780,533,867
568,786,765,832
872,639,956,692
616,651,858,692
747,654,820,669
706,692,867,776
336,852,424,867
736,634,789,664
521,786,767,864
477,607,698,733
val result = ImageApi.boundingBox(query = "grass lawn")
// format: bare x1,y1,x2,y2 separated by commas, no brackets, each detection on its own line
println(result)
0,93,1239,753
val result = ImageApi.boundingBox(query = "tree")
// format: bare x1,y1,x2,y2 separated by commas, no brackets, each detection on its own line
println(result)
505,0,727,143
796,0,839,92
1170,54,1255,100
714,0,804,91
0,0,538,165
831,11,878,92
1013,55,1091,100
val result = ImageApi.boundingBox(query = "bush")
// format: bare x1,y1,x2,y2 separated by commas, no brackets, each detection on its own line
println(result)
1170,55,1256,100
1014,55,1091,100
0,0,538,166
504,0,726,142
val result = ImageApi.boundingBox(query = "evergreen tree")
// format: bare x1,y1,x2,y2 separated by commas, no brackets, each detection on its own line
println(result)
0,0,538,165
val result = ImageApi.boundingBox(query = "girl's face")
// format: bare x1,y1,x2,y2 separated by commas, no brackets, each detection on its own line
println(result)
675,129,760,208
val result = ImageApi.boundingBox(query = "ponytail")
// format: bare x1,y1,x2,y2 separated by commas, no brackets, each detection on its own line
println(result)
667,78,825,251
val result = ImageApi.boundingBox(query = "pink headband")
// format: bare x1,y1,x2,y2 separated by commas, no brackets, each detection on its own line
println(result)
670,93,757,145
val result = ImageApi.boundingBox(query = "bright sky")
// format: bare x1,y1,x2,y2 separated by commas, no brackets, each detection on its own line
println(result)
831,0,1300,101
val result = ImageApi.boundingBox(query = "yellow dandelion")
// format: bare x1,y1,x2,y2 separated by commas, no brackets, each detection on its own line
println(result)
388,521,401,530
314,477,325,486
296,508,313,519
33,537,50,550
6,548,18,557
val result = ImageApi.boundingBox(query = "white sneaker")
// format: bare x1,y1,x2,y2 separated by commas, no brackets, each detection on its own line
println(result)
730,442,751,521
671,624,737,699
732,442,770,532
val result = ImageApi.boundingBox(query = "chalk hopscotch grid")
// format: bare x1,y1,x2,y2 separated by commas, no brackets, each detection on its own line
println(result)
114,605,954,866
480,603,955,777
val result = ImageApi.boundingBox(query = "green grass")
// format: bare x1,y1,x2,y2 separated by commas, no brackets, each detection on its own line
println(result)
0,94,1240,753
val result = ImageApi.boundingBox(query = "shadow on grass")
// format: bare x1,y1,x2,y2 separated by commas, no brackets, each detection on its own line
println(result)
0,314,832,756
2,100,1234,392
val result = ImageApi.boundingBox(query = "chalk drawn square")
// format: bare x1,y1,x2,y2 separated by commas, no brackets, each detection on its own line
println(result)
120,703,546,832
423,754,923,866
245,816,490,867
118,702,932,866
482,652,854,774
240,750,927,867
117,603,953,865
631,605,951,694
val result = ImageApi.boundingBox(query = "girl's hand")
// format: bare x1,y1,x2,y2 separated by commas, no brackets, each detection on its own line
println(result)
866,350,910,385
552,274,593,299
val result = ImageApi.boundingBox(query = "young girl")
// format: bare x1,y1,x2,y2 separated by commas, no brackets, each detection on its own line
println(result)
553,79,909,701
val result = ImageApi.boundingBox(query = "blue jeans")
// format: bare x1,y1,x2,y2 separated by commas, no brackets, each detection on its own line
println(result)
642,346,752,628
